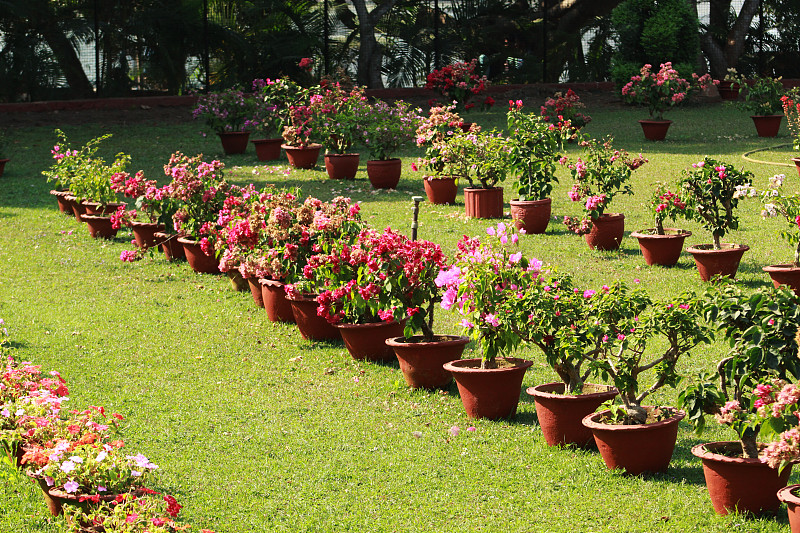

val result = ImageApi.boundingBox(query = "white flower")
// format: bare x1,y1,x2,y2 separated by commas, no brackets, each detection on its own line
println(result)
60,460,76,473
769,174,786,188
762,204,778,218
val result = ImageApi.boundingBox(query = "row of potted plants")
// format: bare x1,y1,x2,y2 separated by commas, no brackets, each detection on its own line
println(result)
0,327,215,532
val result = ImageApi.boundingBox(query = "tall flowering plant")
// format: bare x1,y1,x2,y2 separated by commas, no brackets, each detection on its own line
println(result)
446,130,510,189
760,173,800,266
252,77,307,137
42,130,111,192
308,84,369,154
562,137,647,235
621,62,715,120
755,380,800,473
281,101,319,148
192,87,259,135
679,282,800,458
425,59,493,112
539,89,592,131
676,156,756,249
437,222,541,369
413,104,472,180
110,170,178,227
360,100,421,161
782,90,800,150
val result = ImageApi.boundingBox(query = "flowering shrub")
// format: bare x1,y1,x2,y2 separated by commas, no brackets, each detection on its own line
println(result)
676,156,755,249
110,170,178,227
425,59,493,112
437,222,540,368
561,137,647,235
760,173,800,266
253,77,308,137
360,100,421,161
413,104,473,180
736,75,786,116
680,282,800,458
314,228,447,337
307,84,369,154
539,89,592,131
755,380,800,473
621,62,715,120
281,96,319,148
192,87,259,135
507,100,569,201
647,182,688,235
781,90,800,150
446,130,510,189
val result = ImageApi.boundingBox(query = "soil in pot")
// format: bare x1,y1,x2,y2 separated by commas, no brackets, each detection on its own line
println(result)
686,243,749,281
526,382,618,448
386,335,469,389
443,357,533,420
582,406,684,475
630,229,691,267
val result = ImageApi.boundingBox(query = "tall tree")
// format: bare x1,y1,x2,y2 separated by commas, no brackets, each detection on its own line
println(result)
696,0,760,78
350,0,400,88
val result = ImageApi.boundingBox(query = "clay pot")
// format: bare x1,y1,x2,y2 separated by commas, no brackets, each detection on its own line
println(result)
630,229,691,266
42,483,145,517
245,277,264,306
336,321,405,363
586,213,625,251
227,270,248,292
763,264,800,295
692,441,792,515
260,279,295,323
130,221,166,250
324,153,360,180
443,358,533,420
686,243,749,281
0,158,8,177
778,485,800,531
282,144,322,169
423,176,458,205
385,335,469,389
638,119,672,141
218,131,250,155
177,237,219,274
251,138,282,161
80,214,118,239
526,382,618,448
83,201,125,216
286,294,340,341
751,115,783,138
464,187,504,219
69,197,87,221
717,81,741,100
582,408,685,475
792,157,800,179
367,158,402,189
50,190,72,214
154,232,185,261
510,198,551,234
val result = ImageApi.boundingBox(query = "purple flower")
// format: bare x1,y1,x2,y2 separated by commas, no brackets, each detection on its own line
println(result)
63,480,79,493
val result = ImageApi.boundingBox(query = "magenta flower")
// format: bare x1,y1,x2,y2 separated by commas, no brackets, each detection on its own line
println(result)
583,289,596,299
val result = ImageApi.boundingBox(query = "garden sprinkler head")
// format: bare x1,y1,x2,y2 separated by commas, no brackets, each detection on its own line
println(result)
411,196,423,241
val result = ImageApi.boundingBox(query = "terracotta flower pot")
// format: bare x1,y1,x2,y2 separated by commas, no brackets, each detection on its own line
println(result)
324,153,360,180
260,279,295,323
778,485,800,531
443,358,533,420
225,271,247,291
763,264,800,295
686,243,749,281
630,229,691,266
367,158,402,189
464,187,504,219
282,143,322,169
638,119,672,141
177,237,220,274
50,190,72,214
80,214,118,239
154,232,185,261
0,158,8,177
386,335,469,389
692,441,792,515
130,221,166,250
526,382,618,448
251,138,282,161
792,157,800,179
717,81,740,101
510,198,551,234
423,176,458,205
336,321,405,363
586,213,625,251
286,294,340,341
83,201,125,216
69,197,87,221
582,408,685,475
218,131,250,155
246,277,264,307
751,115,783,138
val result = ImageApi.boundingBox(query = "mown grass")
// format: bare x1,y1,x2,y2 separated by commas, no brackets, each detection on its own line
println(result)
0,95,798,532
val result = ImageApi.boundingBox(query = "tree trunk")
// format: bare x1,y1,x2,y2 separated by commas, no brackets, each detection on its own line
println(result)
40,24,94,98
351,0,399,88
700,0,760,78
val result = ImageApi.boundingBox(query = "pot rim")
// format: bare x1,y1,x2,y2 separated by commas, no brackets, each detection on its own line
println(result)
638,119,673,124
509,197,551,206
130,220,165,228
49,189,69,197
750,114,784,119
280,143,322,150
324,152,360,158
251,137,282,143
463,186,503,192
686,243,750,253
385,335,469,348
791,157,800,163
79,214,113,221
366,157,401,164
285,293,318,303
443,357,532,373
630,228,691,238
526,382,618,401
48,486,146,501
581,407,685,432
424,175,458,181
777,484,800,505
763,263,800,272
258,278,285,287
336,320,402,330
690,440,772,465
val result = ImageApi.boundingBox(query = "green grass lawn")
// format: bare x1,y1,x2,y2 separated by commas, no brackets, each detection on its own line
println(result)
1,97,799,532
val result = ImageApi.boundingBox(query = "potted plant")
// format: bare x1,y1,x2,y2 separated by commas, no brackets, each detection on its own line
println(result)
251,77,306,161
760,173,800,292
425,59,493,113
680,281,800,515
281,97,322,169
580,283,710,474
539,89,592,136
360,99,420,189
561,136,647,250
309,84,367,180
782,89,800,175
506,100,570,234
630,182,692,266
734,74,786,137
621,62,715,140
717,68,741,100
413,104,469,205
455,130,510,219
192,87,259,154
678,156,755,280
0,129,9,178
436,223,536,419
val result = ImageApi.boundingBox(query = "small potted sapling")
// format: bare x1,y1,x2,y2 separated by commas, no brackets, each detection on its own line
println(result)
360,99,421,189
630,182,692,267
